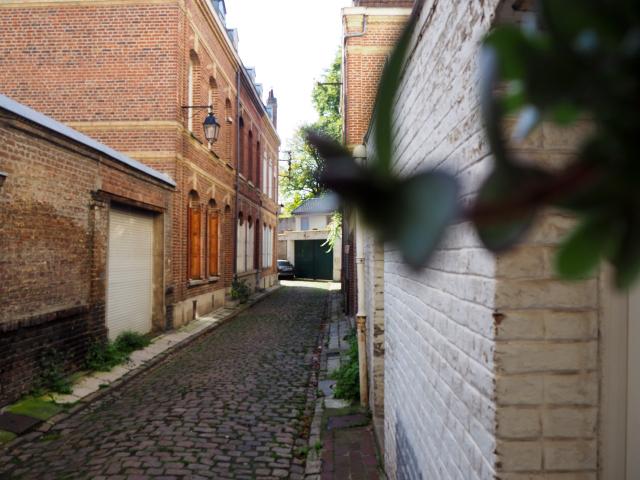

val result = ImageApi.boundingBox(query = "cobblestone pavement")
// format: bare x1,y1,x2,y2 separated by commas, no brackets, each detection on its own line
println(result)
0,283,331,479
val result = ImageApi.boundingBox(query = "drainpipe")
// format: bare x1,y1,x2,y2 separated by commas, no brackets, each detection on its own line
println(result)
233,69,241,280
353,146,368,408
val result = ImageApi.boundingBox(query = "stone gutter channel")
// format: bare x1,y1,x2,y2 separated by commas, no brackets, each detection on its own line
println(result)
0,285,281,450
304,286,353,479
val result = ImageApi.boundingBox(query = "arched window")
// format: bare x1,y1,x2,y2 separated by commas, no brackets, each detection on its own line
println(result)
225,98,232,162
256,140,261,190
247,130,253,181
188,191,202,280
187,52,200,133
207,78,218,149
239,117,245,173
208,199,219,277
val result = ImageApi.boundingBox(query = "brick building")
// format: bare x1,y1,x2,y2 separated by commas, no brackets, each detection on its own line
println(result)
341,0,413,450
0,0,280,328
344,0,639,478
0,94,175,406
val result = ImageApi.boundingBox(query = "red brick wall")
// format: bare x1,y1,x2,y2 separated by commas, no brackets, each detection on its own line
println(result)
0,0,280,313
342,7,410,314
343,10,410,147
0,4,179,123
0,110,172,406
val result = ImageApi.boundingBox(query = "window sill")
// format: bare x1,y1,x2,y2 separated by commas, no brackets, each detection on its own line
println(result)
208,276,220,283
237,270,258,277
188,279,208,287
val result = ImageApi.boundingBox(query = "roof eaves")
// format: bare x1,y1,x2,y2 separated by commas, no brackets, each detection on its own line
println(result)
0,94,176,188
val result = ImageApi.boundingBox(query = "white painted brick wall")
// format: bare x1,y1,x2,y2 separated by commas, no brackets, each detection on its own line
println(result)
379,1,601,478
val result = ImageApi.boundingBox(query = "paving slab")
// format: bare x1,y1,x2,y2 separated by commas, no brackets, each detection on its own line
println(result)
0,413,41,435
326,414,370,431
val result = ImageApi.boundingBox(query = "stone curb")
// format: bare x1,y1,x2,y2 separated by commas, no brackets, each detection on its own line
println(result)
304,289,339,479
1,285,282,452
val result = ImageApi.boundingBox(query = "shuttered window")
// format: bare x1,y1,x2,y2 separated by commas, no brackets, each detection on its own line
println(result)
189,207,202,279
208,212,219,277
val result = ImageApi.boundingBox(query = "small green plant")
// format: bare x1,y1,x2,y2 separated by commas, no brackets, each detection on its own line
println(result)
313,440,323,453
295,446,309,458
114,331,150,354
85,341,127,371
330,332,360,402
34,350,72,395
85,331,150,371
231,278,251,304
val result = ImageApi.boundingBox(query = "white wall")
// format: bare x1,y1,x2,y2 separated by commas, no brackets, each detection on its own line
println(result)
380,1,601,478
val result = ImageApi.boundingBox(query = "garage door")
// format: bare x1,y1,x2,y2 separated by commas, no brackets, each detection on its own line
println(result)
294,240,333,280
106,207,154,340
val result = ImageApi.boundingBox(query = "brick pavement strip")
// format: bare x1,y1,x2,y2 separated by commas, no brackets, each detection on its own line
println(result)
0,283,331,479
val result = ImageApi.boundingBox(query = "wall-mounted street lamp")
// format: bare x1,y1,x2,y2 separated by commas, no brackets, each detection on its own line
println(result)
181,105,221,143
0,172,7,189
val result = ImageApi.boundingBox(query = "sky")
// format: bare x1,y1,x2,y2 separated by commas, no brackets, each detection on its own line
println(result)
225,0,350,156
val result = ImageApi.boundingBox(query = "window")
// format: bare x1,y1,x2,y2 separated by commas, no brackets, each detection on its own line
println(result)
236,214,246,273
256,141,261,189
247,218,254,271
248,130,253,180
188,191,202,280
208,201,219,277
254,219,260,270
187,53,199,133
225,99,232,161
262,150,267,193
239,117,245,172
301,217,309,231
262,225,273,269
207,78,217,149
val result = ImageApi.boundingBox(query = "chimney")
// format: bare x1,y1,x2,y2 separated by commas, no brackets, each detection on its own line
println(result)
267,90,278,129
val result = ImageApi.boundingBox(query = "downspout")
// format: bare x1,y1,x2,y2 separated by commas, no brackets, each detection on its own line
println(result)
343,12,369,408
354,154,368,409
233,69,241,280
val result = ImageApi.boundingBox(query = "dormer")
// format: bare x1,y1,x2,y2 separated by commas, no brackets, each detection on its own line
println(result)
212,0,226,24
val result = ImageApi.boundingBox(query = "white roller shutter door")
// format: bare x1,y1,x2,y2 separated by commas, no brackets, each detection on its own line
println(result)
106,207,154,340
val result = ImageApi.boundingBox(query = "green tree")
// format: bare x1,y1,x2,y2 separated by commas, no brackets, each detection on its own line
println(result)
280,50,342,213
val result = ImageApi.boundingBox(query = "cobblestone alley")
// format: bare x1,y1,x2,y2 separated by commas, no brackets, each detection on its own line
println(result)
0,283,330,479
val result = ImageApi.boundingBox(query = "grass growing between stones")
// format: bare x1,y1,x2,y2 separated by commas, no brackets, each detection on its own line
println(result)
330,332,360,402
85,331,151,371
0,430,16,445
6,397,64,421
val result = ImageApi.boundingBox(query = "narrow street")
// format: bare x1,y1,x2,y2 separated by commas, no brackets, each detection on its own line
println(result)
0,284,330,479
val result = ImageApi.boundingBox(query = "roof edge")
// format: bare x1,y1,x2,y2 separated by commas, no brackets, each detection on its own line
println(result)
0,94,176,188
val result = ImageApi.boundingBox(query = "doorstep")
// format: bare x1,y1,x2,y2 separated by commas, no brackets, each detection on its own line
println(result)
0,284,281,448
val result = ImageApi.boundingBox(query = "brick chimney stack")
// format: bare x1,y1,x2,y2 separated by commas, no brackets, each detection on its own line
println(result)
267,89,278,129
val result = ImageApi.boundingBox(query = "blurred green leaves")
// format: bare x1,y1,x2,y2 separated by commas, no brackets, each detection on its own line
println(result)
308,0,640,287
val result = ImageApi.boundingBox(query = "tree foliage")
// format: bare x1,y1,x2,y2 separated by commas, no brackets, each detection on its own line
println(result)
281,51,342,212
309,0,640,288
